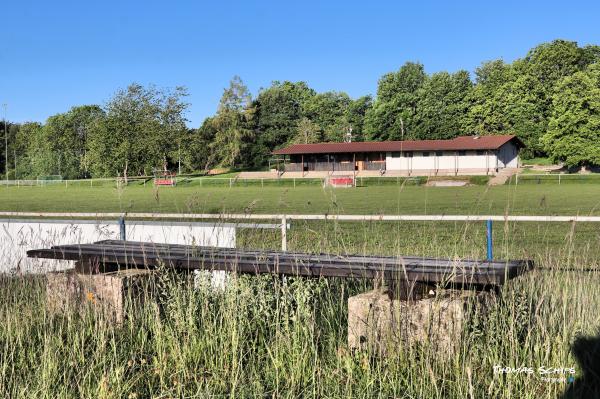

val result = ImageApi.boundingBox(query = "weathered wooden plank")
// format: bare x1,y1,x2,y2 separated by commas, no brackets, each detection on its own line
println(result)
29,245,517,277
29,243,528,277
27,240,533,286
36,240,526,271
30,246,528,283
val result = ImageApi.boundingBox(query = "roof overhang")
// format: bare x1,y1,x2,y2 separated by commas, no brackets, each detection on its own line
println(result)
272,135,524,155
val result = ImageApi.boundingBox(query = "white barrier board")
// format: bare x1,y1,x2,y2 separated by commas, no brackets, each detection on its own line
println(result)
0,220,235,274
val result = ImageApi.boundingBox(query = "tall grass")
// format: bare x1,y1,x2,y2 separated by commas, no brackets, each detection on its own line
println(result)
1,219,600,397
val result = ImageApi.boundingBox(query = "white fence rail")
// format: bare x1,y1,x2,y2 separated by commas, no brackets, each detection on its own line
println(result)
1,212,600,222
0,177,148,187
0,177,324,188
2,212,600,255
514,173,600,185
0,176,407,188
2,174,599,188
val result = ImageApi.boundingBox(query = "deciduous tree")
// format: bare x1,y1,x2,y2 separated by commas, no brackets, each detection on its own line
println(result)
542,64,600,167
210,76,254,168
364,62,426,140
87,84,189,177
293,117,322,144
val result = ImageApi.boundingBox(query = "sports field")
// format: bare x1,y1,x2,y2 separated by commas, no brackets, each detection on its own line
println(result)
2,183,600,215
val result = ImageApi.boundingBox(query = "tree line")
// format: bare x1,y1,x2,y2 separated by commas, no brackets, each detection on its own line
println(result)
1,39,599,179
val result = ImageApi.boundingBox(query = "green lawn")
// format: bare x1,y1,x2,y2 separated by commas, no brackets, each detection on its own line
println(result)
521,157,555,166
2,183,600,215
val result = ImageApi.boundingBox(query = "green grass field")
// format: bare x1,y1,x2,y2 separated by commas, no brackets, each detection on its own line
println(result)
2,183,600,215
2,183,600,397
521,157,554,166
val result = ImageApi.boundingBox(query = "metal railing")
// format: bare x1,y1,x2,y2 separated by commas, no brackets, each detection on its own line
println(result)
363,161,386,171
0,176,428,188
512,173,600,185
0,177,150,187
283,162,357,172
3,212,600,259
333,162,355,171
3,172,600,188
284,163,303,172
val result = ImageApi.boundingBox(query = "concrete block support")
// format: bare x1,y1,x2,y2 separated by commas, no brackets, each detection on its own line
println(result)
348,287,493,356
46,268,153,323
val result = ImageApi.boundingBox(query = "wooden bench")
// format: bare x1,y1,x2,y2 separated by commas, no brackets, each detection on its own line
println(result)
28,240,533,353
27,239,533,287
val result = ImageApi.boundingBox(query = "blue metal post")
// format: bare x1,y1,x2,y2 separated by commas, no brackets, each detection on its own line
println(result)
486,219,493,261
119,216,126,241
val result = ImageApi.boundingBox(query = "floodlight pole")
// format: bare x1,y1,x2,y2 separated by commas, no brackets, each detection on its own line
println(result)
178,142,181,175
3,104,7,182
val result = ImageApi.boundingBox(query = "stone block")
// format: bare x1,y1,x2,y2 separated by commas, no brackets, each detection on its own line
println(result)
348,287,494,356
46,268,153,323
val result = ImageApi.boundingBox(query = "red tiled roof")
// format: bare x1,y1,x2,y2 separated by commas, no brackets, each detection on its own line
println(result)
272,135,523,155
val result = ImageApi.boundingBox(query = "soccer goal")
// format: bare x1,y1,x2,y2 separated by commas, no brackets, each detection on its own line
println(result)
36,175,63,186
324,175,355,188
153,168,177,186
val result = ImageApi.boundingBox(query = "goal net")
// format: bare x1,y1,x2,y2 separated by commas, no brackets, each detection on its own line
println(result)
324,175,355,188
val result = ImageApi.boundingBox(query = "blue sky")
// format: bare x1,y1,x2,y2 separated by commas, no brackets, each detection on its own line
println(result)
2,0,599,127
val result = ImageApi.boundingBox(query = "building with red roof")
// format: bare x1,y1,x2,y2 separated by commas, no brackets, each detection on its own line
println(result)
272,135,524,176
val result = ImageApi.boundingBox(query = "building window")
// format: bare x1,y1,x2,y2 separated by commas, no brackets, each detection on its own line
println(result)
422,152,430,157
407,152,413,158
476,150,485,155
435,151,443,156
391,152,401,158
458,150,467,156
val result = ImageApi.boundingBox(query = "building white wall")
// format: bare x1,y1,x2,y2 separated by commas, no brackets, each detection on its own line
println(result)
0,220,235,274
385,149,515,174
456,152,493,171
410,153,436,170
385,154,409,170
437,154,456,170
